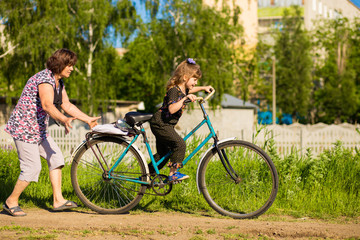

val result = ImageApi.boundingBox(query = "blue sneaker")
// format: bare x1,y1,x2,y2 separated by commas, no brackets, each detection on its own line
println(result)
168,171,190,182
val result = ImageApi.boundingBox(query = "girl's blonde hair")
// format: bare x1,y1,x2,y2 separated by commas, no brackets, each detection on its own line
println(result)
166,59,202,90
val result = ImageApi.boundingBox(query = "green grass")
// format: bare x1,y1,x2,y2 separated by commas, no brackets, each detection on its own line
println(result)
258,6,304,18
0,134,359,220
0,145,78,210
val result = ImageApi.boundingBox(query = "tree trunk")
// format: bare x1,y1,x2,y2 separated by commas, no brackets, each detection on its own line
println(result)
87,22,94,115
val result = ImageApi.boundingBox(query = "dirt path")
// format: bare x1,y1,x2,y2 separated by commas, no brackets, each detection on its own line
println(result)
0,208,359,239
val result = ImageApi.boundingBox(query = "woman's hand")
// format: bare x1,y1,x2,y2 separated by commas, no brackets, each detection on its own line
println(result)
86,116,101,129
64,117,76,135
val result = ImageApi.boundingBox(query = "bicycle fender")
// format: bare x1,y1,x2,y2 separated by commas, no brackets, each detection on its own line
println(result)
70,135,130,160
71,139,87,160
70,135,150,176
196,137,236,194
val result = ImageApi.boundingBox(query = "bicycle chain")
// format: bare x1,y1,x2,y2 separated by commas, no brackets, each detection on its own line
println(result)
108,177,171,196
110,177,183,196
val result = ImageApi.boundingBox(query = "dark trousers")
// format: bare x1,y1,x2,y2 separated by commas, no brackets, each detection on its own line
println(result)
148,123,186,173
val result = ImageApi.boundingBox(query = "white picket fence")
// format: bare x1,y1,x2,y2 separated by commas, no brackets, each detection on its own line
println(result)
253,123,360,156
1,122,360,160
0,124,88,162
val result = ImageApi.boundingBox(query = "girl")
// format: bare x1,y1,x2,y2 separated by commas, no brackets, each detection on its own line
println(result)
149,58,213,182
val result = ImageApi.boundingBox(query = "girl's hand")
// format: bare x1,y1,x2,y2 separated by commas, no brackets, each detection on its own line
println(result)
186,94,197,102
204,86,214,93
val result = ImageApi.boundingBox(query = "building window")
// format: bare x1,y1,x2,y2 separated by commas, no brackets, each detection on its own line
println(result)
334,10,342,18
259,0,304,7
274,21,283,31
312,0,316,11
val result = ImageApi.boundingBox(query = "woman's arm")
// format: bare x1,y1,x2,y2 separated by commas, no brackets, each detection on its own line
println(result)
38,83,75,134
60,89,101,129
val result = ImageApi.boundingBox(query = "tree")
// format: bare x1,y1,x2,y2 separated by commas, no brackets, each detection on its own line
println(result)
313,17,358,123
273,6,313,121
1,0,245,113
115,0,244,111
0,0,138,114
349,17,360,123
252,39,274,110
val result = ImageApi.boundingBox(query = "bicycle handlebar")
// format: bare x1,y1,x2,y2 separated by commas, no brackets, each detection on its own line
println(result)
194,87,215,103
184,87,215,104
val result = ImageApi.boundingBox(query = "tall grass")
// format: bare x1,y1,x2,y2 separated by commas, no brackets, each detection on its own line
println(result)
268,140,360,218
0,133,359,219
0,145,77,210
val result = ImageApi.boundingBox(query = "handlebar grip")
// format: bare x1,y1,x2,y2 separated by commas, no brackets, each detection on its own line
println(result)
184,98,192,104
203,88,215,102
184,87,215,103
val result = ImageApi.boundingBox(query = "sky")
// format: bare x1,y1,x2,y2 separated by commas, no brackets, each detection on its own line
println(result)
349,0,360,9
112,0,360,48
112,1,149,48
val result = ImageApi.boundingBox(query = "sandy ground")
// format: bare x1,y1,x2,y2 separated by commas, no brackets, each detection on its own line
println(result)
0,208,359,239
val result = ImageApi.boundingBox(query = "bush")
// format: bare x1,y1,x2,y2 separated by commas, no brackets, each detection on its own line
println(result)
268,141,360,218
1,138,359,218
0,145,77,209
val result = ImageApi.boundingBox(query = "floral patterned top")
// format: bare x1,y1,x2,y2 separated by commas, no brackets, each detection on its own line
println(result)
150,85,189,126
5,69,58,143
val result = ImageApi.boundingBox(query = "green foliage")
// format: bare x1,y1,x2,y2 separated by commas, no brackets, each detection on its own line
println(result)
1,2,360,123
0,0,138,114
258,6,304,18
253,40,273,108
0,0,244,114
0,146,77,209
267,141,360,218
0,145,20,197
351,18,360,123
116,0,243,111
1,136,359,219
273,6,313,118
313,17,359,123
254,14,360,124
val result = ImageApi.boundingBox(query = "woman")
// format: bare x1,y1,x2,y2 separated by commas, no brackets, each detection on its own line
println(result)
3,48,100,216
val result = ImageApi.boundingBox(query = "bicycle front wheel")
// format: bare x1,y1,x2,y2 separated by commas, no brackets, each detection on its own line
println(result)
71,136,147,214
198,140,278,219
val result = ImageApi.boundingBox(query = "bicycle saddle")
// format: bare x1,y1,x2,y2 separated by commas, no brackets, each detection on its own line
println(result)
125,112,153,127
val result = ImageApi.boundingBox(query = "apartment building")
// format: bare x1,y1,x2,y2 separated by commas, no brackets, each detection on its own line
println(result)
203,0,258,49
304,0,360,29
258,0,360,43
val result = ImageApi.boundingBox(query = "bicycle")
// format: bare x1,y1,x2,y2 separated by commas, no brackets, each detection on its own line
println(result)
70,89,279,219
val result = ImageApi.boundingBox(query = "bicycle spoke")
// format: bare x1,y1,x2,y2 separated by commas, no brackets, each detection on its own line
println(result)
71,136,147,214
78,159,103,174
199,140,278,219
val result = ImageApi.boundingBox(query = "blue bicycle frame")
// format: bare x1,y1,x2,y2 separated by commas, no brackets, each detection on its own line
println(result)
108,101,218,185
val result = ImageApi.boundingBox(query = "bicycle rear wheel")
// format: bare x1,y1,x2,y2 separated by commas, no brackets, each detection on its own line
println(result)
198,140,278,219
71,136,147,214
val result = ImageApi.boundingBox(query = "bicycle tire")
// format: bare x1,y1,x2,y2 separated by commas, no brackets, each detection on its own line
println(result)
71,136,147,214
198,140,278,219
